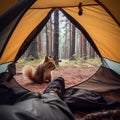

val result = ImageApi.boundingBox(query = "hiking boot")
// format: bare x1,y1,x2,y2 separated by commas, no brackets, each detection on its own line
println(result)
43,77,65,99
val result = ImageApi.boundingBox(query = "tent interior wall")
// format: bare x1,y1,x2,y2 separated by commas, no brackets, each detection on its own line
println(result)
0,0,120,100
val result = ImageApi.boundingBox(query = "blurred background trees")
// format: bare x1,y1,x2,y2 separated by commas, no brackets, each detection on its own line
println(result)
24,9,97,62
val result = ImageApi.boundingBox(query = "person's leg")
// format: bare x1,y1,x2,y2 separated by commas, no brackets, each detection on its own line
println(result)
0,77,74,120
42,77,75,120
41,93,75,120
43,77,65,99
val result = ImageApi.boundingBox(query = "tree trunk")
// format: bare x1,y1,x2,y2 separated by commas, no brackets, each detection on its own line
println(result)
46,19,52,56
49,18,53,56
70,23,75,58
82,35,87,60
37,32,42,52
80,32,87,59
80,31,83,57
53,9,59,65
64,19,69,59
46,23,49,55
26,38,39,60
90,46,95,58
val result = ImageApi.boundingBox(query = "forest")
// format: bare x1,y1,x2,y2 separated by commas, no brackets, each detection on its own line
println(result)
23,9,99,65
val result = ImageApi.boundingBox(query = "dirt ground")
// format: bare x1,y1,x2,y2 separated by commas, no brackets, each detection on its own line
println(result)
15,66,98,93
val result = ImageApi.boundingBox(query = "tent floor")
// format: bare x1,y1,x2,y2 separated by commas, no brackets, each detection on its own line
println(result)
15,72,120,120
74,89,120,120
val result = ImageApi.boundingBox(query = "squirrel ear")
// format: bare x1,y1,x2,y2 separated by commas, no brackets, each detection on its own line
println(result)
44,55,49,62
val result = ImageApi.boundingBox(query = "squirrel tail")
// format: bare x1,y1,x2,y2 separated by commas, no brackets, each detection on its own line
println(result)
22,65,35,81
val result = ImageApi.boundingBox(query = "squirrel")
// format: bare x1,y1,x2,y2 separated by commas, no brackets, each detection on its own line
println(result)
22,55,56,84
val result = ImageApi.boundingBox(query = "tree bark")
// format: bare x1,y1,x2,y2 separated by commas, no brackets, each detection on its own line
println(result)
90,46,95,58
26,38,39,60
37,32,42,52
80,31,83,57
53,9,59,65
70,23,75,58
46,23,49,55
49,18,53,56
82,35,87,60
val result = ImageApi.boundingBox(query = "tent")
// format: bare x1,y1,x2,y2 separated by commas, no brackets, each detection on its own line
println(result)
0,0,120,115
0,0,120,92
0,0,120,119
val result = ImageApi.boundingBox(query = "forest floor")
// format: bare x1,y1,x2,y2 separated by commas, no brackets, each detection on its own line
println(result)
15,65,98,93
15,58,100,92
15,59,120,120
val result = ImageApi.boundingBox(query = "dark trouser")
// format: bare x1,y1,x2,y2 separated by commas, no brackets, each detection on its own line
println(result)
0,92,74,120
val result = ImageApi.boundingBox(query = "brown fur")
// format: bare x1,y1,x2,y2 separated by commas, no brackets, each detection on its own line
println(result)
22,55,56,84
